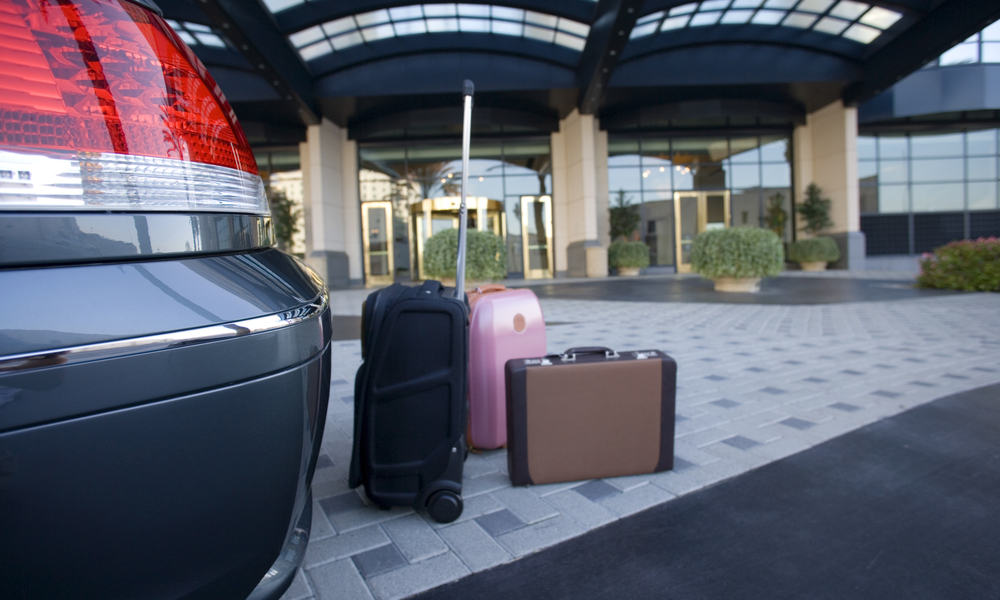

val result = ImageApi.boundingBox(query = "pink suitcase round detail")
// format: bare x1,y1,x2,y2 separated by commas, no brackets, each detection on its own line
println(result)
468,288,547,449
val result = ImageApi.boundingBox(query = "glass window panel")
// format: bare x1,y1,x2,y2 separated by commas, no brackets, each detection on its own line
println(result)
323,17,356,36
669,3,698,15
457,3,490,17
525,11,558,27
642,165,672,190
843,23,880,43
984,20,1000,41
857,136,876,159
859,184,878,213
858,160,877,179
631,22,659,37
859,6,901,29
878,185,908,213
466,176,505,199
558,19,590,37
763,0,796,8
177,31,197,45
761,163,790,187
940,43,978,65
732,0,764,6
332,31,364,49
781,12,816,29
796,0,833,13
690,12,723,26
504,176,542,196
701,0,731,11
423,4,457,17
910,133,963,157
967,157,997,180
983,43,1000,63
459,18,491,33
389,6,423,20
426,18,459,32
194,32,225,47
395,20,428,35
643,188,674,202
967,129,998,155
641,152,672,168
492,6,525,21
813,16,849,35
760,137,789,162
879,161,908,183
524,24,555,41
829,0,868,20
730,164,760,188
964,33,980,43
730,138,760,163
554,32,587,51
673,167,694,191
609,167,643,193
878,136,908,159
912,183,963,212
640,138,671,161
672,137,730,162
184,22,211,32
661,15,691,30
968,181,998,210
721,9,753,24
608,151,641,166
637,11,665,24
752,10,785,25
355,9,390,27
361,24,395,41
299,40,333,60
492,20,522,35
911,158,964,182
289,26,324,48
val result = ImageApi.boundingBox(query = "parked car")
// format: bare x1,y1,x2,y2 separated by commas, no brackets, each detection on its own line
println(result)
0,0,331,598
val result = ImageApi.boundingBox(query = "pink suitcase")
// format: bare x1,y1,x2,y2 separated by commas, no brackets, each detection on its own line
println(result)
468,285,547,450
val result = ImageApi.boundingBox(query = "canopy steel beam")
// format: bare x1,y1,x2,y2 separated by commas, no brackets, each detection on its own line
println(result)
195,0,320,125
844,0,1000,106
577,0,644,115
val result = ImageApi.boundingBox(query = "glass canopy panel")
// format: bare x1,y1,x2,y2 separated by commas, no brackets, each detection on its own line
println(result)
288,4,592,62
630,0,902,46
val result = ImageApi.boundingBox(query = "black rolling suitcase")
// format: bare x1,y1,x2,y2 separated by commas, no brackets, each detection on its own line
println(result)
348,81,476,524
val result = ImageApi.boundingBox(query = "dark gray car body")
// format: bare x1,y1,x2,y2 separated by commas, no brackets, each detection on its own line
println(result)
0,212,331,600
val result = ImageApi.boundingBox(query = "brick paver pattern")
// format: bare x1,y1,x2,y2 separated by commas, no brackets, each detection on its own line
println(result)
282,281,1000,600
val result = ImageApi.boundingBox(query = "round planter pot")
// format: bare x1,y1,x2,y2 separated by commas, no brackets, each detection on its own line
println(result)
713,277,761,293
617,267,641,277
799,261,828,272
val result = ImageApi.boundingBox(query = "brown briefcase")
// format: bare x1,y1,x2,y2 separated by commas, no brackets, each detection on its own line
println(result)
505,347,677,486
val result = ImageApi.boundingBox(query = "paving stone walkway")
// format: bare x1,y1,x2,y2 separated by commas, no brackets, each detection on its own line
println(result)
283,284,1000,600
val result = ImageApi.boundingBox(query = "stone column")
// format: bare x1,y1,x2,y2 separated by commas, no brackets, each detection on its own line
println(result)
792,99,865,269
550,110,610,278
301,118,362,288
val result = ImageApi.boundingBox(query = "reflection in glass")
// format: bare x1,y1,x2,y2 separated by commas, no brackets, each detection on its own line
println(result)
879,185,909,213
761,163,790,187
912,183,963,212
729,138,760,163
910,133,964,158
678,195,698,266
968,181,998,210
642,198,674,266
609,167,642,193
910,158,963,182
879,161,908,184
967,130,997,156
759,137,788,162
520,196,552,277
878,136,908,160
857,136,876,160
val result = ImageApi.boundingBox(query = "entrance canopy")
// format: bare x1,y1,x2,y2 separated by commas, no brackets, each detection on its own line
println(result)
154,0,1000,142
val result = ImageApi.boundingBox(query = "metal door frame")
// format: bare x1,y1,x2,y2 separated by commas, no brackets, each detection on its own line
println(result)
520,195,554,279
361,201,394,286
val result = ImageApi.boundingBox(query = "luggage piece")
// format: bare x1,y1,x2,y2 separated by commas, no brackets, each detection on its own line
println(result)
349,279,468,523
468,284,547,450
505,347,677,486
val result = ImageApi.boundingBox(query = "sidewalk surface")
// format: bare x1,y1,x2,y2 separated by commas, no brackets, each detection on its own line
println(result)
283,272,1000,600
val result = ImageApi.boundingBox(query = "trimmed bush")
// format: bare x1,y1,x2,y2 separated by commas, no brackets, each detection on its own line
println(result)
788,236,841,263
608,240,650,269
917,237,1000,292
423,228,507,281
691,226,784,279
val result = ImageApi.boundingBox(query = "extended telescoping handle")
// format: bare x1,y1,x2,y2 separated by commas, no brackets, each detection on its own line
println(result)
455,79,474,299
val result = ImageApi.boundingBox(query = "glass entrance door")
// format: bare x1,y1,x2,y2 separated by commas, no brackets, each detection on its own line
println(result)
361,201,394,285
520,195,553,279
673,191,731,273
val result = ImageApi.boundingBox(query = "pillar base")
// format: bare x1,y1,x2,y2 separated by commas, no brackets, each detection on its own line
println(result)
567,240,608,278
308,250,351,288
828,231,866,270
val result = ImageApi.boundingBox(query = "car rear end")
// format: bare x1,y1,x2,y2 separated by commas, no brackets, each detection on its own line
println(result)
0,1,330,598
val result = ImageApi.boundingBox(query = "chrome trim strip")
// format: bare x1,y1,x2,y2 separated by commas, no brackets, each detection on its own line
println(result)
0,291,329,374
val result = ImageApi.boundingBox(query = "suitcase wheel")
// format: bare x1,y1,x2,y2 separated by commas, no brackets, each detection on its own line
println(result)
426,491,463,524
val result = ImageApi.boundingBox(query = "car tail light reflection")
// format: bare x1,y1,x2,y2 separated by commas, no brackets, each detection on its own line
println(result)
0,0,268,214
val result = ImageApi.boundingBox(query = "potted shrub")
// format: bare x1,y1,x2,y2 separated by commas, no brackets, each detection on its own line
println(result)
608,240,650,276
423,227,507,287
787,237,841,271
690,226,784,292
917,237,1000,291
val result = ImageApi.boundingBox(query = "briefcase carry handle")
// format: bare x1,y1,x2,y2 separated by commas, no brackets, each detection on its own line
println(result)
548,347,620,362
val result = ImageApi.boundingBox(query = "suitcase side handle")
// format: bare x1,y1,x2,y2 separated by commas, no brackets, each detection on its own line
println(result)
556,347,620,361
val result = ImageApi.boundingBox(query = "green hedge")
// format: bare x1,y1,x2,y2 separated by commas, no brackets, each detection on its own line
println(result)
787,236,841,263
917,237,1000,292
691,227,784,279
423,228,507,281
608,240,650,269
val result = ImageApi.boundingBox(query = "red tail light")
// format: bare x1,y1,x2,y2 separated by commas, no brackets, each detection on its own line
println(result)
0,0,268,213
